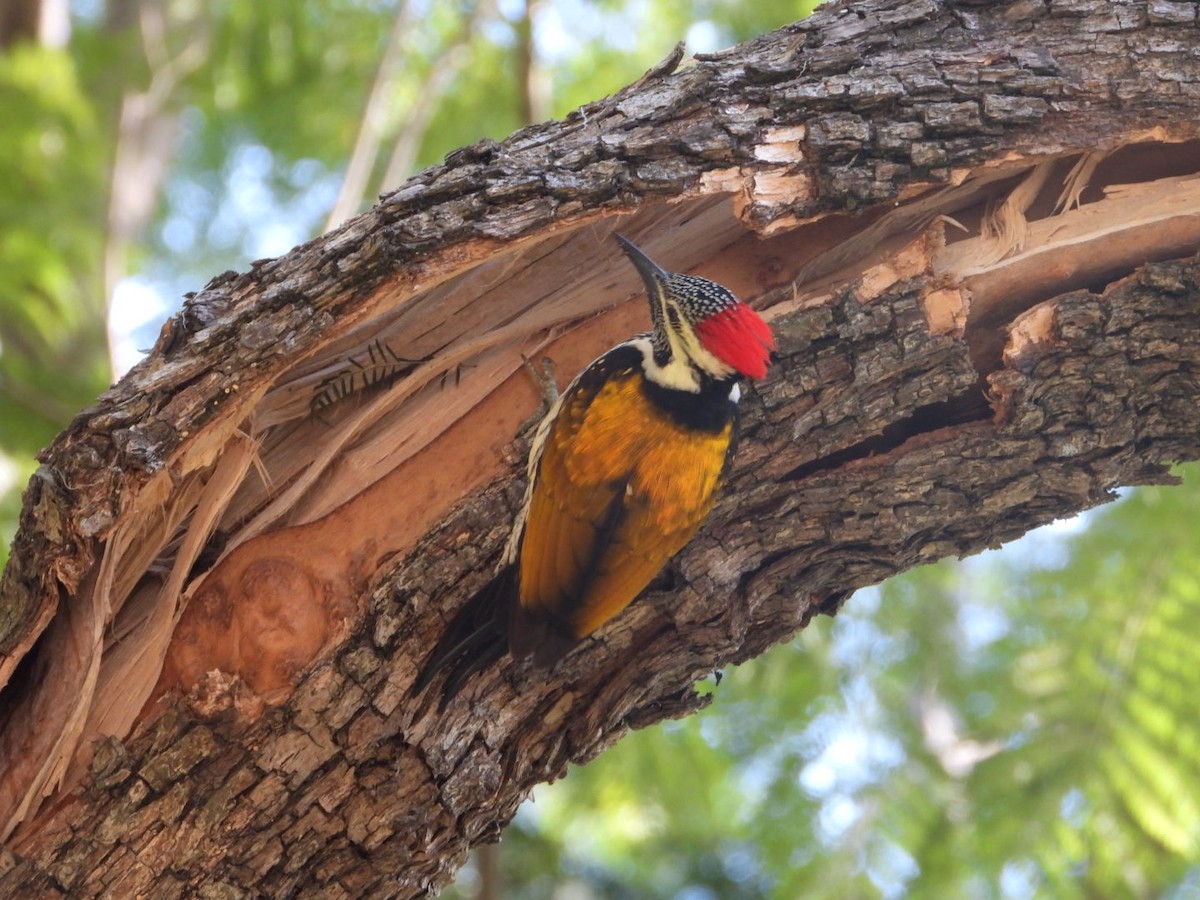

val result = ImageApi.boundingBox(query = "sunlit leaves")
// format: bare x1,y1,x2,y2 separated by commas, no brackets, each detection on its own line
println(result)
0,43,109,464
4,2,1197,895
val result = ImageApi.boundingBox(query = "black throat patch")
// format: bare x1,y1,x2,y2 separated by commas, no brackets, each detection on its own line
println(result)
641,373,739,434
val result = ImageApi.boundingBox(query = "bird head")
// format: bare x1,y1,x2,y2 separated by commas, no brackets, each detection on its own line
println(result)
615,233,775,380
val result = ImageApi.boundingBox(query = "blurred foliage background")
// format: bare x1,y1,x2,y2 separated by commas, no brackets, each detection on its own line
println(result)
2,1,1198,897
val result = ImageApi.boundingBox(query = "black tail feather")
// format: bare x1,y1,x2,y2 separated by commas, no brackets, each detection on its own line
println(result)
508,597,578,670
412,618,497,695
438,635,507,709
413,566,515,708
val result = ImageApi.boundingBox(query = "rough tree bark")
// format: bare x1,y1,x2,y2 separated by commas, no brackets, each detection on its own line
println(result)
3,0,1200,895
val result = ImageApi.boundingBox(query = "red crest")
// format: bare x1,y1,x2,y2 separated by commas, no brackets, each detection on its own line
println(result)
693,304,775,379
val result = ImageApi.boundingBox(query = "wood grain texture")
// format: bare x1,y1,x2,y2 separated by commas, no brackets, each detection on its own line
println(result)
2,0,1200,894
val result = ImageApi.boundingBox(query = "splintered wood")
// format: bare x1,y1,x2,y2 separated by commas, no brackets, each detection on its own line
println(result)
3,0,1200,892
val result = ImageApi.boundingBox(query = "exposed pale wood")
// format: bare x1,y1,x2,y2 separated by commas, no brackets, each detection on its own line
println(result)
2,0,1200,894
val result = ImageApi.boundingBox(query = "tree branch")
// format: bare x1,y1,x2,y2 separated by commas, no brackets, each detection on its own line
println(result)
2,0,1200,895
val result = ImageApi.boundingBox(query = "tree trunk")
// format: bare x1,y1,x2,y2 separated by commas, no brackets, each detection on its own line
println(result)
3,0,1200,895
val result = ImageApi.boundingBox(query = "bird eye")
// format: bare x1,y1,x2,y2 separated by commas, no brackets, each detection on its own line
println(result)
665,304,683,332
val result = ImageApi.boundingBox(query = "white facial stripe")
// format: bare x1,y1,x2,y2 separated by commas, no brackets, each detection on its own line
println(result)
648,278,735,380
654,288,735,380
662,316,692,374
671,311,736,380
638,341,700,392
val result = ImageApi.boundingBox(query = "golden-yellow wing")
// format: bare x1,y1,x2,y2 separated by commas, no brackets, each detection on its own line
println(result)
515,351,734,651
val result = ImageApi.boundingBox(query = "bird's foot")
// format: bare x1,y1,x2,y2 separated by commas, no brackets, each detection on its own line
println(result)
517,355,559,435
522,354,559,407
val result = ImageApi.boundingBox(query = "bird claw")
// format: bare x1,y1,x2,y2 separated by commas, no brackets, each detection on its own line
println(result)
521,354,559,407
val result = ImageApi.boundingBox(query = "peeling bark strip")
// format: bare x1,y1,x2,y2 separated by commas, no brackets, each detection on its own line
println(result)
3,0,1200,894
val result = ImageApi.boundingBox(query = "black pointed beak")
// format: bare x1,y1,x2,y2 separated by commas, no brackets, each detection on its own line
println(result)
614,233,670,292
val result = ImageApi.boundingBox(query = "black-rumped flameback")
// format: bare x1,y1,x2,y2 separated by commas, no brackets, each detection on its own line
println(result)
417,232,775,703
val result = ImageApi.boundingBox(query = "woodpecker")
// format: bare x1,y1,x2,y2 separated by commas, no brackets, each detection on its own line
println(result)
417,232,775,703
